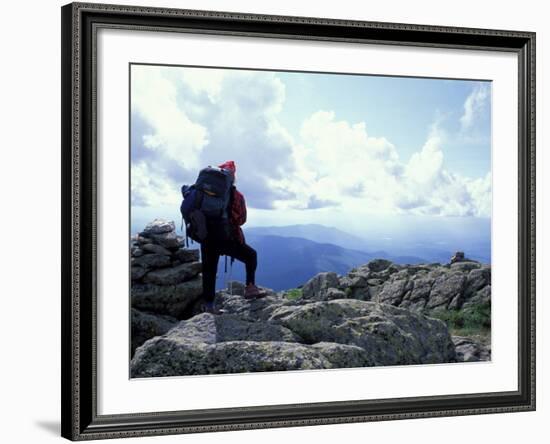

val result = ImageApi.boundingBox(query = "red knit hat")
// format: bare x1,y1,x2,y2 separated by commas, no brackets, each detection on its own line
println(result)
218,160,236,174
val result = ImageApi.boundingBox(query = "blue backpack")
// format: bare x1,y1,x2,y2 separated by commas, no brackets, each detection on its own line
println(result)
180,167,234,244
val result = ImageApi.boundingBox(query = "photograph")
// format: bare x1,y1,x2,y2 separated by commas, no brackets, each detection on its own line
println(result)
129,64,493,378
59,2,536,440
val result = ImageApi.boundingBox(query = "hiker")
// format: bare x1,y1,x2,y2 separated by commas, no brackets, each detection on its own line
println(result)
181,161,266,313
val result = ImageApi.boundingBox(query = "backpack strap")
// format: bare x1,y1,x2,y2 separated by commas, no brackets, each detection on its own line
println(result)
195,189,204,209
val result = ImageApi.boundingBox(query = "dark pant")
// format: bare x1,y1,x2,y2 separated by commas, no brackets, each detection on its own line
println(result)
200,238,257,302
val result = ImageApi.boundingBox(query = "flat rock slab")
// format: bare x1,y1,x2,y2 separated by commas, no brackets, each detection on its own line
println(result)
130,299,457,378
131,340,334,377
271,299,456,366
174,248,200,263
131,314,372,377
140,219,175,235
131,308,177,355
143,261,202,285
132,276,203,318
141,243,172,256
150,231,181,250
132,253,171,270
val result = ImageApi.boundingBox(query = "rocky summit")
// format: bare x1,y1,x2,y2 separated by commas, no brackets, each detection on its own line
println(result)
130,220,491,377
301,258,491,315
130,300,456,378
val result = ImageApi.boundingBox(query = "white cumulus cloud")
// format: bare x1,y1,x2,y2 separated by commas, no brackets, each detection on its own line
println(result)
131,66,491,219
131,66,296,209
272,110,402,213
460,83,490,131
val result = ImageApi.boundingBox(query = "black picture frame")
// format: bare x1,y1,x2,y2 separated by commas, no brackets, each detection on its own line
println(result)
61,2,536,440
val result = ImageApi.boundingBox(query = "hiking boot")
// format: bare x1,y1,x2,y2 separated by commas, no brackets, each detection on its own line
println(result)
244,284,267,300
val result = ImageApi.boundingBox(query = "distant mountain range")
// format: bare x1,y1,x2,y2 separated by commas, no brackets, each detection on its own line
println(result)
245,223,490,264
245,224,372,251
132,222,484,292
215,225,439,291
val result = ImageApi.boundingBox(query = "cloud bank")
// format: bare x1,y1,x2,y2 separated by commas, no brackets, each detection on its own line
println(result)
131,66,491,218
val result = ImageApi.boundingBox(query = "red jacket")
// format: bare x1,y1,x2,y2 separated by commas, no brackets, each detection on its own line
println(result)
229,187,247,244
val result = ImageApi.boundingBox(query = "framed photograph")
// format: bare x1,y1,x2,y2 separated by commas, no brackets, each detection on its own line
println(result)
61,2,536,440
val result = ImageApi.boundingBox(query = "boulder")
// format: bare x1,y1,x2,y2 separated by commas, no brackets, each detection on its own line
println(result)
130,314,330,377
450,251,465,264
447,292,465,310
367,259,393,272
143,261,201,285
130,309,454,377
302,272,340,300
131,266,148,281
174,248,200,263
338,272,369,291
452,336,491,362
466,267,491,295
338,274,370,300
131,339,334,377
324,288,348,300
408,277,434,302
214,290,287,322
132,253,171,270
140,219,175,235
271,299,456,366
377,277,412,305
339,273,369,288
141,243,172,256
360,285,377,301
131,276,203,318
463,285,491,308
426,272,466,309
184,286,277,318
136,235,153,245
131,308,177,355
158,313,300,344
150,230,181,250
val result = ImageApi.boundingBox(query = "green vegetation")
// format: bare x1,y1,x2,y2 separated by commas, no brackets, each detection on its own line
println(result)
428,302,491,345
285,288,303,301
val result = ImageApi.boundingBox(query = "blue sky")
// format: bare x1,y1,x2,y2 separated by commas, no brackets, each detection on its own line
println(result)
278,73,491,179
130,64,491,236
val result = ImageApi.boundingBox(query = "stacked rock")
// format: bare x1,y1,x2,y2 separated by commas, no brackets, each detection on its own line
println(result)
130,219,203,355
